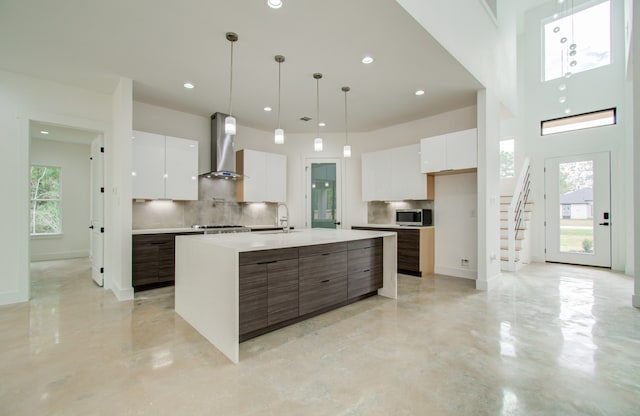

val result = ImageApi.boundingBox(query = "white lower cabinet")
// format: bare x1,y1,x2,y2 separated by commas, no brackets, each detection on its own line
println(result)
420,128,477,173
132,130,198,200
236,149,287,202
362,144,426,201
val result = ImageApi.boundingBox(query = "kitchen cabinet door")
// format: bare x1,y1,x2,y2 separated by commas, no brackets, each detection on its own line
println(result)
299,243,348,315
420,134,447,174
239,263,268,335
446,128,477,170
347,238,383,299
132,130,165,199
165,136,198,200
237,149,287,202
391,144,425,200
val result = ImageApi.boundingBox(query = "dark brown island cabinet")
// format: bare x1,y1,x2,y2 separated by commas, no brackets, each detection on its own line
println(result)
352,226,434,277
238,238,383,341
132,232,203,290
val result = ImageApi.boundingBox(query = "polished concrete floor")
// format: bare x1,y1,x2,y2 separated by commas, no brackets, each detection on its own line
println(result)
1,259,639,415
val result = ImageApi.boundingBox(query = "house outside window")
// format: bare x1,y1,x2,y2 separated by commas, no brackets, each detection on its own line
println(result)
30,165,62,235
543,0,611,82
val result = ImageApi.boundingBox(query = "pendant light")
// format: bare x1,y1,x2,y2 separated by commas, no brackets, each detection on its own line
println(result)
274,55,285,144
342,86,351,158
313,73,323,152
225,32,238,135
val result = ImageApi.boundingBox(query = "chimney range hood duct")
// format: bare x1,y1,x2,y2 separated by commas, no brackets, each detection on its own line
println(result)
205,112,241,179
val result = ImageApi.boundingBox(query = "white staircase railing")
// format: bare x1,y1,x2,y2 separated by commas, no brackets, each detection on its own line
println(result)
506,157,531,271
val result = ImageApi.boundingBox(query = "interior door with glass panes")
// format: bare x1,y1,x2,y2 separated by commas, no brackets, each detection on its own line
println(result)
544,152,611,267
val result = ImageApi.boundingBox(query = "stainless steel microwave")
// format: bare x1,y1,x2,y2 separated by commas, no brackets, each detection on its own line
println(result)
395,209,433,226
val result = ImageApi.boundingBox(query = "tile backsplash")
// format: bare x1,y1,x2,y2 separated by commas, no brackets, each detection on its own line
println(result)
367,200,434,224
132,178,278,229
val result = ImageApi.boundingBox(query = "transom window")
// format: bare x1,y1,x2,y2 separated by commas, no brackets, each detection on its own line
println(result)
543,0,611,81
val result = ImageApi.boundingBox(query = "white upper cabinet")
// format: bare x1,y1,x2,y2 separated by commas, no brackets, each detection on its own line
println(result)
132,130,199,200
165,136,199,200
236,149,287,202
420,128,477,173
362,144,426,201
132,131,165,200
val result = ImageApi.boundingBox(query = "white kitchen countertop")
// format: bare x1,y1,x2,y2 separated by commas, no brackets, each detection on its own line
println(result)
132,227,203,235
353,224,434,230
176,228,396,252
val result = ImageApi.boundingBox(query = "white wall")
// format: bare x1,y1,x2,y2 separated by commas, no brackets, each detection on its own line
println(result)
30,139,90,261
0,69,112,305
434,172,478,279
522,0,631,272
632,0,639,308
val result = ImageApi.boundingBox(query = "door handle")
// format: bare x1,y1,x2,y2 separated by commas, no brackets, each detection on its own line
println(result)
89,225,94,229
599,222,609,226
334,221,341,225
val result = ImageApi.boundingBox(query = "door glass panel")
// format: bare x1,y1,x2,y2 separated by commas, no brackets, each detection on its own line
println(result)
310,163,336,229
558,160,594,254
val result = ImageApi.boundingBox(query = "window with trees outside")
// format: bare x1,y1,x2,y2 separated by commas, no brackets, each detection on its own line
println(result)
30,165,62,235
500,139,515,178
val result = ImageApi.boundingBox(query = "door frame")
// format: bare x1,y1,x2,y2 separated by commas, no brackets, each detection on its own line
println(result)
544,151,611,267
303,158,343,229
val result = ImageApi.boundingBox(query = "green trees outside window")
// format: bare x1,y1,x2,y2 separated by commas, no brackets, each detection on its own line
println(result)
30,165,62,235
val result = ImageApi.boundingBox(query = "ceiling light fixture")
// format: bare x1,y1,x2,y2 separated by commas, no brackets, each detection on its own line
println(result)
274,55,285,144
313,73,323,152
264,107,272,112
361,56,374,64
40,130,49,135
224,32,238,135
342,86,351,158
183,82,194,89
318,122,326,127
267,0,282,9
415,89,425,96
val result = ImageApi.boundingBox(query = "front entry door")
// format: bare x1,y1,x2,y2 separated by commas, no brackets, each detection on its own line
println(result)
544,152,611,267
305,159,342,229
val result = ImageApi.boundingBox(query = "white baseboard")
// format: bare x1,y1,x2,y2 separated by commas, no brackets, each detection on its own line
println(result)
0,290,29,306
633,294,640,309
31,250,89,262
475,274,500,291
108,279,134,301
435,266,477,280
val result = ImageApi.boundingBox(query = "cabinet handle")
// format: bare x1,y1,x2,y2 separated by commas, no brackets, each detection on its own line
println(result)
321,253,331,256
321,279,330,283
257,260,277,265
362,269,370,273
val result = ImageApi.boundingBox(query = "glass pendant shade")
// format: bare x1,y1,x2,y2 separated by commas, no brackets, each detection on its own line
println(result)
314,138,323,152
274,128,284,144
343,145,352,158
224,115,236,135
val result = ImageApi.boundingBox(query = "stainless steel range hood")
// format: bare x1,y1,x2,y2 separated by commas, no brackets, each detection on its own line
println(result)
203,112,241,179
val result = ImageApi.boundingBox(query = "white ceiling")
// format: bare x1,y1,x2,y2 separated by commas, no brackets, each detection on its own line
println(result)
30,121,99,145
0,0,484,133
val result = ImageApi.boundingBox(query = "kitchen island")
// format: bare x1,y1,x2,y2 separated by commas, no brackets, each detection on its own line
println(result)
175,228,397,363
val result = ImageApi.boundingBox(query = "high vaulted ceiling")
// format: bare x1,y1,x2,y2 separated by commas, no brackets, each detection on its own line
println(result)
0,0,483,133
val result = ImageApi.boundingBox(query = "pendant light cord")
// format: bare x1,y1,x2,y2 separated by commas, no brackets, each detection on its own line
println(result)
228,41,234,116
316,78,320,137
277,61,281,129
344,89,349,146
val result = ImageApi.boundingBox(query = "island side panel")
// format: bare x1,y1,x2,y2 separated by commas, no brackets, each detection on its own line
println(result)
378,234,398,299
175,236,239,363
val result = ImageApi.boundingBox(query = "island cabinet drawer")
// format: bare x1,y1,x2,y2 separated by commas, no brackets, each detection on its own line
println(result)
299,250,348,316
397,229,420,273
347,237,382,251
298,242,348,257
347,244,383,299
239,247,299,266
238,263,268,335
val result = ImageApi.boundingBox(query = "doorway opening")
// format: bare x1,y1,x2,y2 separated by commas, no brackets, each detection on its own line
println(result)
305,158,342,229
28,120,105,295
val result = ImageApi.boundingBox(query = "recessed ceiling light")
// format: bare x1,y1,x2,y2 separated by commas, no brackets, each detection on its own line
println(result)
415,90,425,96
183,82,195,89
361,56,374,64
267,0,282,9
318,122,326,127
264,107,272,112
40,130,49,135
